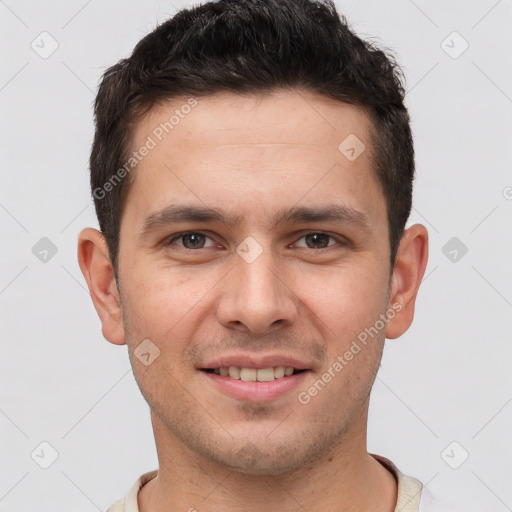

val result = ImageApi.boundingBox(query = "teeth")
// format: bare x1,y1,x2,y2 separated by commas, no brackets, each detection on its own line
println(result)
256,367,275,382
213,366,297,381
240,368,257,381
228,366,240,379
274,366,285,378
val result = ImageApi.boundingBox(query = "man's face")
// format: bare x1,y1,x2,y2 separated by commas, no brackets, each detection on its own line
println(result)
117,90,392,474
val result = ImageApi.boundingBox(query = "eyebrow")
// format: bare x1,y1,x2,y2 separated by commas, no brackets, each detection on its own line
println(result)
139,203,372,236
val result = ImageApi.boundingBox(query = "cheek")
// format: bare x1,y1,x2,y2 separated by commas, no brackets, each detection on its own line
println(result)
123,266,205,332
120,271,201,405
300,261,389,340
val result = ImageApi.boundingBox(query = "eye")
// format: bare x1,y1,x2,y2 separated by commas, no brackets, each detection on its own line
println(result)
294,232,343,249
168,232,218,250
166,231,346,252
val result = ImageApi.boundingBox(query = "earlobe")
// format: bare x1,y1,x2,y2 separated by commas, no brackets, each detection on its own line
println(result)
77,228,126,345
385,224,429,340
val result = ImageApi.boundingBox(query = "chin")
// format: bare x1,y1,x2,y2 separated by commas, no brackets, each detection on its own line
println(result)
202,434,336,476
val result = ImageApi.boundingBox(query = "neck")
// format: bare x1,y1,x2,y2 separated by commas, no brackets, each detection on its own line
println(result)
138,407,397,512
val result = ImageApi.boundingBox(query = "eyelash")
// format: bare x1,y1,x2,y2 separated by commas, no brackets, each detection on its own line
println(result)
166,231,347,251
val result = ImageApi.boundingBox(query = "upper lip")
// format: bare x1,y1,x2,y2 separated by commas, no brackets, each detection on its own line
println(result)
199,354,312,370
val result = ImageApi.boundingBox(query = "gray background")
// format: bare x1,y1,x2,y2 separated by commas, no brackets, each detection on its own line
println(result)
1,0,511,510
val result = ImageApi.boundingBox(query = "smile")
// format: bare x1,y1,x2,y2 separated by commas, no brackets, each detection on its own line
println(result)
202,366,305,381
200,367,310,401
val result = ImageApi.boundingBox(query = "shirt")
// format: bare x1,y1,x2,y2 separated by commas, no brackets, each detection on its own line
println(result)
106,454,445,512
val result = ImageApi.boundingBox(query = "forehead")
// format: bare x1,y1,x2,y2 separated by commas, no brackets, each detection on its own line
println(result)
124,89,384,227
135,89,374,151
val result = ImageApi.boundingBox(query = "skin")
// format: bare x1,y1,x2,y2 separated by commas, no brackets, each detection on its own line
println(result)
78,89,428,512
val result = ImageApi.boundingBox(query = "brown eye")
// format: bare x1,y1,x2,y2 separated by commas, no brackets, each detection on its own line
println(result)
293,232,340,250
169,232,216,249
303,233,332,249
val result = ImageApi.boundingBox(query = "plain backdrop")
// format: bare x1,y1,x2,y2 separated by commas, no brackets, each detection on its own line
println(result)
1,0,511,510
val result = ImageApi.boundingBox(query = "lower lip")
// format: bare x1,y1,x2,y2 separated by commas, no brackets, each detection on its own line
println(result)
200,370,310,402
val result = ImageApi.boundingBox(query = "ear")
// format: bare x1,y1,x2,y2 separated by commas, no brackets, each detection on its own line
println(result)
385,223,429,339
77,227,126,345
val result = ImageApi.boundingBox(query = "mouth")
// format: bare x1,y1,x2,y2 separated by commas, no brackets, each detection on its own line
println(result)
198,358,311,401
201,366,306,381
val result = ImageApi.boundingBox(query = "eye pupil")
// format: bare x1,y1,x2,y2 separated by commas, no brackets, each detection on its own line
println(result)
183,233,204,248
305,233,329,249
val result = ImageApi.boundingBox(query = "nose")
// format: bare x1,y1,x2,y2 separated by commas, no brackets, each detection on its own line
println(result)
215,244,299,334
